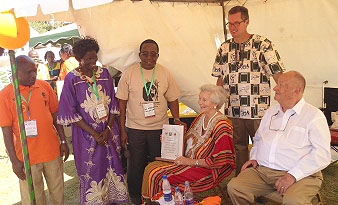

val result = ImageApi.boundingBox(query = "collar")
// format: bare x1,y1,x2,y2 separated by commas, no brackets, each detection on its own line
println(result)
19,81,40,91
277,98,305,116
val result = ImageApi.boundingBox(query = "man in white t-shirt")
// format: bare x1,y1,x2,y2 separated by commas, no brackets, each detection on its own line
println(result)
116,39,184,204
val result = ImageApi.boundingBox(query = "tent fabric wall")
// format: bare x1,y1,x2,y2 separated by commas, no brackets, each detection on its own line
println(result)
72,1,224,112
239,0,338,107
70,0,338,111
4,0,337,111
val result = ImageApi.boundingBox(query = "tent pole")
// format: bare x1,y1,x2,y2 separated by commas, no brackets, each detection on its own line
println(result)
221,1,228,41
9,50,36,205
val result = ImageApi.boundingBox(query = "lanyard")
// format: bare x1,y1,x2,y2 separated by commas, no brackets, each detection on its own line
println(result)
21,90,32,118
48,62,55,75
140,63,156,97
88,69,100,101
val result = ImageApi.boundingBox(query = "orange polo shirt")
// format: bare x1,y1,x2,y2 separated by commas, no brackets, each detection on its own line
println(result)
0,80,60,165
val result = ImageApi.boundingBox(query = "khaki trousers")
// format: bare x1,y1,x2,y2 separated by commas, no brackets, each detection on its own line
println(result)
19,156,64,205
230,118,261,176
227,166,323,205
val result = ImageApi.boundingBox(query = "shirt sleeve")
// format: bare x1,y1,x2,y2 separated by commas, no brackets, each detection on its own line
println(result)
250,108,271,160
56,74,83,125
287,116,331,181
44,82,58,114
104,68,120,115
205,121,235,169
260,38,285,77
211,43,226,78
0,89,13,127
116,70,129,101
164,69,180,102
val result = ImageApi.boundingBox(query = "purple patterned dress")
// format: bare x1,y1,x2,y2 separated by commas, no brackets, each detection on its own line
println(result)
57,67,128,204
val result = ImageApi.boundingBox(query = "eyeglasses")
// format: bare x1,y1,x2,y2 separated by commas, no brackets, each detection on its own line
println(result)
269,111,296,131
226,19,247,27
140,52,159,58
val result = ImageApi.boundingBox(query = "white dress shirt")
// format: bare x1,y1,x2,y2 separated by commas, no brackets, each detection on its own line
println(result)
250,98,331,181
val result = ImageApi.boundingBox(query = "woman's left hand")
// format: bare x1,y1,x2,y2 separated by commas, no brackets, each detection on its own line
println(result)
174,156,194,166
98,129,110,145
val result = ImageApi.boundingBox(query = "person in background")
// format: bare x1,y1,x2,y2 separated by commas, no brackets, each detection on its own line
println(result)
59,43,79,80
116,39,185,204
57,38,128,204
227,71,331,205
211,6,285,176
44,51,61,81
28,50,49,81
142,84,235,200
0,55,69,204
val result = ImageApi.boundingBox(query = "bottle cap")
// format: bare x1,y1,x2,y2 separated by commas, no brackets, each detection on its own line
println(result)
175,187,179,191
162,175,168,179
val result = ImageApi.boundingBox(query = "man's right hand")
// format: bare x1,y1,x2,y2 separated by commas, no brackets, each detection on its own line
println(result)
241,160,258,172
12,159,26,180
121,130,128,147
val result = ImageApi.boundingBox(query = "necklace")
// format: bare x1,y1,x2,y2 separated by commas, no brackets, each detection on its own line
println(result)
202,111,218,130
78,67,98,84
48,62,55,69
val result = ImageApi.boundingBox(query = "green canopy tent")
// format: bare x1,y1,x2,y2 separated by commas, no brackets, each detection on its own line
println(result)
29,23,81,48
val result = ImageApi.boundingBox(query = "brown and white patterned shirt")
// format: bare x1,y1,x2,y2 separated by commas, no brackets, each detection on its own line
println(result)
212,34,285,119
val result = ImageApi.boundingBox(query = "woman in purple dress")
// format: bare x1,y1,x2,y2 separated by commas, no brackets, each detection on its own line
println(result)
57,38,128,204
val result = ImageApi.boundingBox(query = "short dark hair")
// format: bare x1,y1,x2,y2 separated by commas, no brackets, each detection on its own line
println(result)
139,39,159,53
44,51,55,61
228,6,249,20
16,55,35,70
73,37,100,60
60,43,73,56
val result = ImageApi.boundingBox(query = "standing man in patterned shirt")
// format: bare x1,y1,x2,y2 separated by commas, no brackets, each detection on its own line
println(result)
212,6,285,176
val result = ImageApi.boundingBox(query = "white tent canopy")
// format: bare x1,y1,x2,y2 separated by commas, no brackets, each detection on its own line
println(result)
1,0,337,112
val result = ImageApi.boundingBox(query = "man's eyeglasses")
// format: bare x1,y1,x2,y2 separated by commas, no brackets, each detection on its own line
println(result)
269,111,296,131
226,19,247,27
140,52,159,58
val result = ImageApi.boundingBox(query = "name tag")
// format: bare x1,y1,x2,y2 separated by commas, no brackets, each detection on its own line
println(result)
143,103,155,118
96,103,108,120
24,120,38,138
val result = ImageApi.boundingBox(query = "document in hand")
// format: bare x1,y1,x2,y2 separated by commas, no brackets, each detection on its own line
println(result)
160,124,184,161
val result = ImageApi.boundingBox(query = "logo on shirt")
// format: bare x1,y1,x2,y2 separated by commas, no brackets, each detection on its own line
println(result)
143,80,159,101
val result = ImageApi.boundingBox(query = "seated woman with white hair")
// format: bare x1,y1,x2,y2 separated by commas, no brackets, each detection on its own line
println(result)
142,84,235,199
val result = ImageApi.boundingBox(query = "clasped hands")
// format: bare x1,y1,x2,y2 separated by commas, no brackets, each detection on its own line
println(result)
93,128,111,145
241,160,296,195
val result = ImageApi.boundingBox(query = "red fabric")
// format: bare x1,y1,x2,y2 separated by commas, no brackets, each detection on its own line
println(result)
330,129,338,145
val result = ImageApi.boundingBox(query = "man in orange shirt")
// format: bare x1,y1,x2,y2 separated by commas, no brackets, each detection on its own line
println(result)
0,55,69,204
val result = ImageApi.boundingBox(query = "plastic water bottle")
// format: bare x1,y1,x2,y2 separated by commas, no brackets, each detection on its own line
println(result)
162,175,173,202
184,181,194,205
174,187,184,205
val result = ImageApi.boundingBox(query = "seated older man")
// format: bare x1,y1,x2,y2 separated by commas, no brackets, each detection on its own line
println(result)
227,71,331,205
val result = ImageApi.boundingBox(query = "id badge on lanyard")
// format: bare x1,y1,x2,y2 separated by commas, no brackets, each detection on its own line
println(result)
140,64,156,118
88,69,107,120
24,120,38,138
96,103,108,120
143,103,155,118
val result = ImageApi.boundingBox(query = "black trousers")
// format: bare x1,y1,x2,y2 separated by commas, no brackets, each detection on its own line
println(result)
126,128,162,203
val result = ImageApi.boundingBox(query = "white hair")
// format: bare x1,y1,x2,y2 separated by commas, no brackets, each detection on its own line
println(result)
200,84,228,110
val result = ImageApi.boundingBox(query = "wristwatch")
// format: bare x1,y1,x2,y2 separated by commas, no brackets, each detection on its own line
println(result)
61,140,67,144
195,159,199,168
